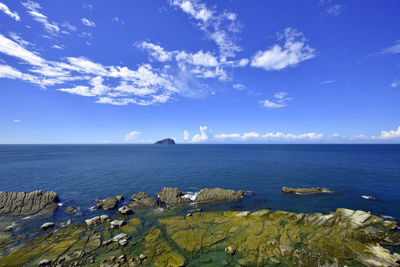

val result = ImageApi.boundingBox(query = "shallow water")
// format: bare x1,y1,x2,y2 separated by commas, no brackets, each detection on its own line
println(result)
0,144,399,228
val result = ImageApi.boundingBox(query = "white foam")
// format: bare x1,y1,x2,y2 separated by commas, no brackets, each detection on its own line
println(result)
182,191,198,201
58,203,63,207
381,215,395,220
22,216,31,220
361,195,375,200
5,222,16,229
88,206,96,211
153,208,164,213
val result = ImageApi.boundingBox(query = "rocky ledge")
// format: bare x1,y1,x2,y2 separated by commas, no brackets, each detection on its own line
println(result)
154,138,175,145
0,208,399,266
0,190,59,216
282,186,333,195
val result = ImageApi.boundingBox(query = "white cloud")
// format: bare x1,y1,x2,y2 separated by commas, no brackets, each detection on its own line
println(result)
124,131,141,142
320,80,335,85
260,92,292,108
13,119,21,123
81,18,95,27
61,22,77,32
242,131,260,139
380,41,400,55
214,133,241,139
214,131,324,141
138,42,173,62
233,83,246,90
22,1,60,34
52,44,64,49
326,4,343,16
377,126,400,139
391,80,399,88
169,0,241,59
251,28,316,71
57,85,95,97
191,126,208,142
0,2,20,21
183,130,190,141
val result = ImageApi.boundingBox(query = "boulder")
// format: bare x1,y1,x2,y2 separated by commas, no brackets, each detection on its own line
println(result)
65,206,78,213
154,138,175,144
118,206,133,215
113,233,128,242
96,196,121,210
194,188,244,203
158,187,191,206
0,190,59,216
282,186,333,195
85,215,109,227
40,222,55,231
128,192,160,209
110,220,126,229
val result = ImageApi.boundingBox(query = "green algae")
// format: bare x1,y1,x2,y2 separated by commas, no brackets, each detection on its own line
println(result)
0,209,399,266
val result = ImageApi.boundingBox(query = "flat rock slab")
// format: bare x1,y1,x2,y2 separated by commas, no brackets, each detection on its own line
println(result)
0,190,59,216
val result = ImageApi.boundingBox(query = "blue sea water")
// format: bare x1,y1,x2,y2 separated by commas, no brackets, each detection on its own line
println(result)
0,144,399,224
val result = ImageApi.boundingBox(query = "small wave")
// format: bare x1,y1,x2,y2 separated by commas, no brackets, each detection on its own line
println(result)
182,191,198,201
153,208,164,213
88,206,96,211
5,222,16,229
22,216,31,220
361,195,376,200
58,203,63,207
381,215,395,220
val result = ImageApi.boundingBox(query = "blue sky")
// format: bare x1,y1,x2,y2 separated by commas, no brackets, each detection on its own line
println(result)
0,0,399,144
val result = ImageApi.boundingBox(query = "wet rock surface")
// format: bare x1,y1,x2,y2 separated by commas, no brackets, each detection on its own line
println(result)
1,208,399,266
282,186,333,195
158,187,191,206
0,190,59,216
97,196,122,210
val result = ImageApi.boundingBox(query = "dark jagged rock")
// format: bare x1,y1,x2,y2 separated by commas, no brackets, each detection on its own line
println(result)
128,192,160,209
282,186,333,195
0,190,59,216
157,187,191,206
96,195,122,210
154,138,176,145
194,188,244,203
65,206,78,213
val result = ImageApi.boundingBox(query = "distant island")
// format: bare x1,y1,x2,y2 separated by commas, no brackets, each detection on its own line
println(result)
154,138,175,144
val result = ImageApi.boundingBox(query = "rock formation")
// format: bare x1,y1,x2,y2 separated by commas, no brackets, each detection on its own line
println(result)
96,195,123,210
282,186,333,195
128,192,160,209
157,187,191,206
0,190,59,216
154,138,176,144
194,188,245,203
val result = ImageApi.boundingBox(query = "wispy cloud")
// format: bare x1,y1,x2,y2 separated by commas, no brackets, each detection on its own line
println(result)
124,131,141,142
391,80,399,88
260,92,292,108
251,28,316,71
380,40,400,55
0,2,20,21
320,80,335,85
22,1,60,35
81,18,95,27
325,4,343,16
13,119,21,123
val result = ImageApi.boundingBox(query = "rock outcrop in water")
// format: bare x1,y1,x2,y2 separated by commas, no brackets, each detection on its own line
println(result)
282,186,333,195
1,208,399,266
158,187,191,206
96,195,123,210
128,192,160,210
154,138,175,144
194,188,245,203
0,190,59,216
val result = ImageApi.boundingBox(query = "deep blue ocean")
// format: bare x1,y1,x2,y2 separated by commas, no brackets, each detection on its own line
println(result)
0,144,400,225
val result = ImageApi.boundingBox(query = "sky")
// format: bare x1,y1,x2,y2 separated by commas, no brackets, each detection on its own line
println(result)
0,0,399,144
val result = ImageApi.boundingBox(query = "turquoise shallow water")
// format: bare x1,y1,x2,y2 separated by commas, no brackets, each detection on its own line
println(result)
0,144,399,225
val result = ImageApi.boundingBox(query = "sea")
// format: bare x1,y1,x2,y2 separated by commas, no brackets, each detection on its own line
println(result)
0,144,399,230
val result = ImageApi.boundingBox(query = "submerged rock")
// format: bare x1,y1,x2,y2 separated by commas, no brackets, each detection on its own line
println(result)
362,195,377,200
154,138,175,144
282,186,333,195
110,220,126,229
194,188,245,203
65,206,78,213
158,187,191,206
0,190,59,216
128,192,160,209
96,196,122,210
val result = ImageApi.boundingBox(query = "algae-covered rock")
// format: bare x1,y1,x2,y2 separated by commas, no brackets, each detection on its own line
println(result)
96,196,121,210
282,186,333,195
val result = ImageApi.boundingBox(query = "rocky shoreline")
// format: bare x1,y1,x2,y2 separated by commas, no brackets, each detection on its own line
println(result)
1,188,399,266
